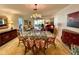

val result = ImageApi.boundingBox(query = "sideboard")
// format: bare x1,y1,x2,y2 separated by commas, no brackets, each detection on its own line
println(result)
61,29,79,48
0,29,17,46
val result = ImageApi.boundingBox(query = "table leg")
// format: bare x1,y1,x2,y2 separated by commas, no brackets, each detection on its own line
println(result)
24,46,28,55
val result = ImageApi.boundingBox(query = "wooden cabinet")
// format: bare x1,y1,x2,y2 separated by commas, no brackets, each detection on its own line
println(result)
0,35,2,46
0,29,17,46
62,29,79,47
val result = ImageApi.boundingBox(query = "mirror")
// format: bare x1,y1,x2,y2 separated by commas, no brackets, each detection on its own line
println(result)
0,16,8,29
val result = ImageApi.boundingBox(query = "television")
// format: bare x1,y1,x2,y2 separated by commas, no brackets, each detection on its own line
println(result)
67,11,79,28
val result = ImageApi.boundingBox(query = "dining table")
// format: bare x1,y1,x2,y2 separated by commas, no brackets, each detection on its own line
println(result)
21,30,55,55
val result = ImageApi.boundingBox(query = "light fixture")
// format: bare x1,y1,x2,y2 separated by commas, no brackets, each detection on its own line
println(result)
8,20,13,29
30,4,42,19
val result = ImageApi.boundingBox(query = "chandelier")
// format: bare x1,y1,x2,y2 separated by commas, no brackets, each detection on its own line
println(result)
30,4,42,19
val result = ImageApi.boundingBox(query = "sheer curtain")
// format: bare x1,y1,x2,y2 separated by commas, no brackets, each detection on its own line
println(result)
18,16,24,35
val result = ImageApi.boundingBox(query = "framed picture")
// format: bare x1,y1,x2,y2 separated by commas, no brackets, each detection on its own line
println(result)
24,20,29,25
67,11,79,28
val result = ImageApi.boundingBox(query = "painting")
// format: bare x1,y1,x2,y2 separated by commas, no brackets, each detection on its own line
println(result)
67,11,79,28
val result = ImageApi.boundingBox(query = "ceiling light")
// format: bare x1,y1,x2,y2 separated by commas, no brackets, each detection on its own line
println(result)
30,4,42,19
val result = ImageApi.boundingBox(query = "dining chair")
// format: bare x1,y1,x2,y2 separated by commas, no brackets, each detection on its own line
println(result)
34,38,41,54
40,38,47,54
17,31,25,46
28,37,34,50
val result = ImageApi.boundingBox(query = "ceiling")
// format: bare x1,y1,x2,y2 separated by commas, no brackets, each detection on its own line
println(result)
0,4,69,18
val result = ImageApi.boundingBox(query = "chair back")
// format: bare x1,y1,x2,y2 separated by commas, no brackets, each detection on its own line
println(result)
35,39,40,48
40,39,46,48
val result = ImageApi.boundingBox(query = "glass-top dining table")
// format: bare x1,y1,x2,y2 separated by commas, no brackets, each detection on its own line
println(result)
20,30,56,55
23,31,54,38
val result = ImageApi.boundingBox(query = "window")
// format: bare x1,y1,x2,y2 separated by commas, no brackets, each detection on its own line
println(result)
34,19,44,30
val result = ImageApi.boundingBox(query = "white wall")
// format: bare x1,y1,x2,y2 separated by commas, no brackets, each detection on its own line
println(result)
54,4,79,40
